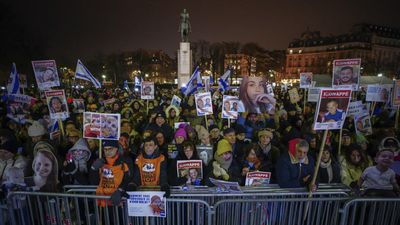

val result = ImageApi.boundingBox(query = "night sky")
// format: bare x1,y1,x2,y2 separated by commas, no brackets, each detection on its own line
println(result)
6,0,400,62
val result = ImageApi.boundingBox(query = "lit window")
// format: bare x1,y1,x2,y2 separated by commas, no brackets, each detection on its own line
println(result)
289,50,293,54
299,50,302,54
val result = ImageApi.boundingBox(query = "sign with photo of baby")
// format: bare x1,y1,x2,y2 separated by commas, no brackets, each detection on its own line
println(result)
176,160,203,185
83,112,121,140
245,171,271,186
32,60,60,90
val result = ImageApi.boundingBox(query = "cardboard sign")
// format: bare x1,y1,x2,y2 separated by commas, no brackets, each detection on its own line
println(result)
354,113,372,136
32,60,60,90
366,85,391,103
347,101,368,117
18,74,27,88
196,145,213,166
209,178,242,193
176,160,203,184
307,88,320,102
313,89,352,130
332,58,361,91
171,95,182,107
167,144,178,159
300,72,313,89
83,112,120,140
127,191,166,217
141,81,155,100
222,95,239,119
245,171,271,186
6,94,36,124
73,99,85,113
45,90,69,120
195,92,213,116
288,88,300,103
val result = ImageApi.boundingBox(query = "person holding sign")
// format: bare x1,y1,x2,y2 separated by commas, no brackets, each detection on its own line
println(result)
132,137,169,196
90,140,133,206
241,144,270,182
276,139,316,190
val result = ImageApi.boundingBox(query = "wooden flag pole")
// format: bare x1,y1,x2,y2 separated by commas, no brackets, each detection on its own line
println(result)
303,89,307,114
204,115,208,131
99,139,102,159
58,119,65,137
228,118,231,128
146,99,149,115
337,128,343,157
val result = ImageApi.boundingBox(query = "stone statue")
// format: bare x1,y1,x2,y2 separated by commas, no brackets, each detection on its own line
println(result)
179,9,191,42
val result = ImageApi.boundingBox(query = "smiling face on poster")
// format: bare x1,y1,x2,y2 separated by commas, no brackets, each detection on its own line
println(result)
194,92,213,116
45,90,69,120
314,89,352,130
300,72,313,88
332,59,361,91
238,76,276,114
171,95,182,107
83,112,120,140
141,81,154,100
127,191,166,217
222,95,239,119
32,60,60,90
354,113,373,136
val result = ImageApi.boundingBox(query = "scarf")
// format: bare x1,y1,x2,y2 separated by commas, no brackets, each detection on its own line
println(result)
215,153,233,171
245,156,261,171
320,159,333,183
260,143,272,156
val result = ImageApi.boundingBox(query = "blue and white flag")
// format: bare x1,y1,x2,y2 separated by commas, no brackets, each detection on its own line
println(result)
49,120,60,140
75,59,101,88
218,68,231,92
209,73,214,85
181,66,202,96
7,63,20,94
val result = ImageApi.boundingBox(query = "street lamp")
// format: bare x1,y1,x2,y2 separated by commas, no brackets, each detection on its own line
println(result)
377,73,383,77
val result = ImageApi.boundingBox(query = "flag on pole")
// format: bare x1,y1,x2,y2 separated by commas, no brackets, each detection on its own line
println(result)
218,68,231,92
181,66,202,96
49,120,60,140
7,63,20,94
75,59,101,88
209,72,214,85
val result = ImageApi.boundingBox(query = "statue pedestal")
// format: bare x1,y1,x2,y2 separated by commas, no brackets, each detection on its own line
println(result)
177,42,192,88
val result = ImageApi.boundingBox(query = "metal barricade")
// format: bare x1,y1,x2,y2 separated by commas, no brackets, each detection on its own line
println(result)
339,198,400,225
7,191,212,225
213,197,349,225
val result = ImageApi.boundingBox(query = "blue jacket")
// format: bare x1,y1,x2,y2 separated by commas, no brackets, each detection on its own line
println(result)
276,152,315,188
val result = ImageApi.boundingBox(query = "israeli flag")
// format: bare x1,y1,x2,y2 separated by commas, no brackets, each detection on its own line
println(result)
218,68,231,92
181,66,202,96
209,72,214,85
75,59,101,88
7,63,20,94
50,120,59,133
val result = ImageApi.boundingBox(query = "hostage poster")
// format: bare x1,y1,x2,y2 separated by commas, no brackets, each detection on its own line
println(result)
45,90,69,120
195,92,213,116
332,58,361,91
314,89,352,130
300,72,313,88
245,171,271,186
222,95,239,119
141,81,155,100
176,160,203,185
32,60,60,90
83,112,121,140
6,94,37,124
127,191,166,217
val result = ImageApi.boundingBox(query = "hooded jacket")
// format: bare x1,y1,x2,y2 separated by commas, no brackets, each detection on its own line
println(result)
62,138,92,185
133,148,168,187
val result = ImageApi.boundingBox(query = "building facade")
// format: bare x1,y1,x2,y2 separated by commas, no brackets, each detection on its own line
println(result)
285,24,400,80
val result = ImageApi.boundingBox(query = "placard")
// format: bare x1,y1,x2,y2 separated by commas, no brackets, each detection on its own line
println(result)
196,145,213,166
45,90,69,120
18,74,27,88
32,60,60,90
209,178,242,193
332,58,361,91
127,191,166,217
300,72,313,88
347,101,367,117
195,92,213,116
313,89,352,130
366,84,391,103
245,171,271,186
6,94,36,124
73,99,85,113
354,113,372,136
83,112,120,140
176,160,203,184
171,95,182,107
141,81,155,100
307,88,320,102
222,95,239,119
288,88,300,103
392,80,400,106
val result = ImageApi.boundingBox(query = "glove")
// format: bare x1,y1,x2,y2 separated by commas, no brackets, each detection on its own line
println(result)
91,159,105,171
63,162,76,174
161,184,170,198
110,189,123,205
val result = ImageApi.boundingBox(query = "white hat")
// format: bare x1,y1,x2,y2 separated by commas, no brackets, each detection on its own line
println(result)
28,121,47,137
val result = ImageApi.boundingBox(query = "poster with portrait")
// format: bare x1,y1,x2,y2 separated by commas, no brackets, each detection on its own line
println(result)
141,81,154,100
127,191,166,217
32,60,60,90
245,171,271,186
73,99,85,113
18,74,27,88
176,160,203,184
83,112,121,140
209,178,242,193
314,89,352,130
195,92,213,116
45,90,69,120
300,72,313,89
222,95,239,119
332,58,361,91
6,94,37,124
347,101,369,117
171,95,182,107
102,98,116,106
196,145,213,167
288,88,300,103
365,85,391,103
167,144,178,159
266,84,274,96
392,80,400,106
354,113,373,136
238,75,276,114
307,88,320,102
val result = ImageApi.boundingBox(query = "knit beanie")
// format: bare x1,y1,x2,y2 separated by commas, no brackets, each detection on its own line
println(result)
28,121,47,137
175,124,187,140
216,139,232,156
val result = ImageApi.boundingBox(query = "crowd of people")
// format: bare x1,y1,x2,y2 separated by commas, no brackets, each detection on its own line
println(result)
0,83,399,207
